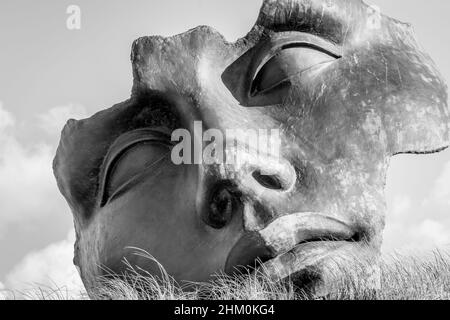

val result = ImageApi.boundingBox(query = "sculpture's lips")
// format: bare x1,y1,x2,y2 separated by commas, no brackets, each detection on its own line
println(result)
260,241,359,282
225,213,359,277
258,212,357,255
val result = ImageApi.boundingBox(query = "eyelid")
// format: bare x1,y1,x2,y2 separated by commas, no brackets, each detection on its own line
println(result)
252,41,341,87
99,128,172,207
246,32,342,100
105,149,171,206
258,32,342,64
251,59,335,97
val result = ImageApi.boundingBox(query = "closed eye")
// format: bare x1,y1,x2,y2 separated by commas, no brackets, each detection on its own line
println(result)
250,43,340,101
221,32,342,107
100,129,172,206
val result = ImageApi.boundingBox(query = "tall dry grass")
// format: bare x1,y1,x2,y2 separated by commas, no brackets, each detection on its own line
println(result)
1,248,449,300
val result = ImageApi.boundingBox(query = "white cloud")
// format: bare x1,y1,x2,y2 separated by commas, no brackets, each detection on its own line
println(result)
384,216,450,252
429,161,450,207
0,103,87,294
0,102,15,130
417,219,450,244
0,103,88,228
384,157,450,252
37,103,87,136
0,105,61,227
389,195,412,219
382,149,450,252
4,230,84,295
0,283,5,300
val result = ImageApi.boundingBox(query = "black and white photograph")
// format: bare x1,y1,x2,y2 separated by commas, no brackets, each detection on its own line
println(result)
0,0,449,308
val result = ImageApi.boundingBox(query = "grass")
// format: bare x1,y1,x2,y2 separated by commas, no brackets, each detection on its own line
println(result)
1,248,449,300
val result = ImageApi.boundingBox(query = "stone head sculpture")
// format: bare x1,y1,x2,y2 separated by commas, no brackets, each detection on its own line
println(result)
54,0,449,294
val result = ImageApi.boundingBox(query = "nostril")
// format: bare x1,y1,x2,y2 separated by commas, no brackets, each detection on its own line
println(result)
252,171,283,190
204,186,237,229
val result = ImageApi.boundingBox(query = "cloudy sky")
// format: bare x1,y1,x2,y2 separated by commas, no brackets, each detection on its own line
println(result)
0,0,449,295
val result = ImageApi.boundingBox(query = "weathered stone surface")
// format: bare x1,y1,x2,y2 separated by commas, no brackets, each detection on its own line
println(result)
54,0,449,295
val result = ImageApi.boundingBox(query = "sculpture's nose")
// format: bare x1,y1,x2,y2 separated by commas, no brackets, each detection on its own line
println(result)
240,154,297,195
239,153,298,232
199,144,297,231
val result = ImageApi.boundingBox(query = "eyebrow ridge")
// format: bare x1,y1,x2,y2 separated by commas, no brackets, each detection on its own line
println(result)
256,0,356,44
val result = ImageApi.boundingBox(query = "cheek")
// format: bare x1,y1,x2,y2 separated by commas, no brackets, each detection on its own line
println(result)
91,164,243,282
96,165,199,271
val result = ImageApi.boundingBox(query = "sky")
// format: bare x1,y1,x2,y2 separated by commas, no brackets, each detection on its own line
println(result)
0,0,449,295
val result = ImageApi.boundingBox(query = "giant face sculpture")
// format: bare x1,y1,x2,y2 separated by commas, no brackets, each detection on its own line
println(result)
54,0,449,294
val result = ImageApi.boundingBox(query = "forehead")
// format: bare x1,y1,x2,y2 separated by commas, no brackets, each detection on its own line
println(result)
131,0,388,90
255,0,366,43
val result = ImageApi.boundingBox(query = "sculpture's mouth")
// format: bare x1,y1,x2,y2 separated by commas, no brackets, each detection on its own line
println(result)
260,240,360,279
225,213,362,284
